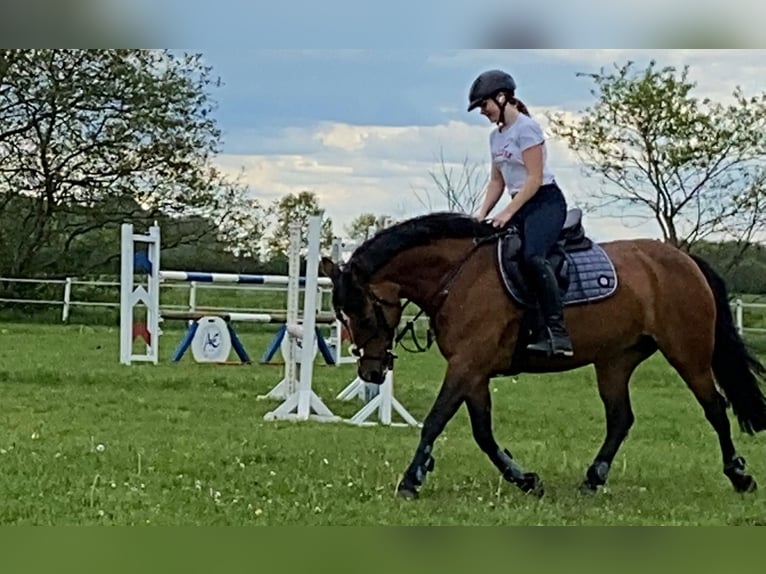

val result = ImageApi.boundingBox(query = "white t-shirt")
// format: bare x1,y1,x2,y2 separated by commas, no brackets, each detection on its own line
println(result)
490,113,556,195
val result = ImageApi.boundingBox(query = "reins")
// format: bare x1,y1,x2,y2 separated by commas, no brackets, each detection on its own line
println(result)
390,229,509,355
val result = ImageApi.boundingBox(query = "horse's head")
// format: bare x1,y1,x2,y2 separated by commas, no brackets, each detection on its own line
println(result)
320,257,403,385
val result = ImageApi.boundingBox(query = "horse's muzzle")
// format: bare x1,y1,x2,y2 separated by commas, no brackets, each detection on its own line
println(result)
358,365,386,385
357,351,396,385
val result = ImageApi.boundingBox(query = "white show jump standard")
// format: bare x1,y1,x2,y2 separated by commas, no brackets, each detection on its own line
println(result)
120,222,161,365
260,215,340,423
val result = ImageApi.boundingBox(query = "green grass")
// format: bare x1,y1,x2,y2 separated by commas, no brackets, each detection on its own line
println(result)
1,322,765,525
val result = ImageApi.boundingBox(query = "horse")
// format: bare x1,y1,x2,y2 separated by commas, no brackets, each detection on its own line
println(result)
319,210,766,500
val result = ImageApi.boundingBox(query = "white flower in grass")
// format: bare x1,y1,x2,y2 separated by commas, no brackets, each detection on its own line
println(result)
95,443,105,452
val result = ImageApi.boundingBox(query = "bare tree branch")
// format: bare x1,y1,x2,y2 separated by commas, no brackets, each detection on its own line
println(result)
413,147,488,215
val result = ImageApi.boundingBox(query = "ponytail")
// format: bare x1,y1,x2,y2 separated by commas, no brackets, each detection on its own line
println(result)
514,97,530,116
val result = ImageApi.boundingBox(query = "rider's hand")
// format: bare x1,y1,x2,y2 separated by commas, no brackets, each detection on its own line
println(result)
489,210,514,228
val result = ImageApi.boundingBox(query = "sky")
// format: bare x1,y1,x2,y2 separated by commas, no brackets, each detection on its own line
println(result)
193,49,766,242
8,4,763,244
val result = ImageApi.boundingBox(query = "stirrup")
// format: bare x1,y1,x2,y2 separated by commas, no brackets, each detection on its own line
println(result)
526,328,573,357
551,337,574,357
526,332,553,355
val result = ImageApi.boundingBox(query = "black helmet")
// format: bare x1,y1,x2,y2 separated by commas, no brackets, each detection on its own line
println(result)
467,69,516,111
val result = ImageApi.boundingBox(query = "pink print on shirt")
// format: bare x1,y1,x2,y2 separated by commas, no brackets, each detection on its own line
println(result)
493,145,513,160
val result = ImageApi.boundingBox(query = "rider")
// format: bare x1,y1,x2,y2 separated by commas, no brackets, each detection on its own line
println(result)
468,69,573,357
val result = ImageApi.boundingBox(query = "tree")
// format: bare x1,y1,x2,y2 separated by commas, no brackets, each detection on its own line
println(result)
0,49,262,277
546,60,766,253
265,191,334,258
412,147,488,215
206,167,268,260
344,213,395,242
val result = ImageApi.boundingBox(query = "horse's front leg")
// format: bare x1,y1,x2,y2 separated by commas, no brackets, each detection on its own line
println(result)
465,379,544,497
396,365,467,499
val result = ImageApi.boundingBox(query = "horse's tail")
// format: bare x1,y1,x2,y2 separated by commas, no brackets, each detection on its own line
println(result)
689,253,766,434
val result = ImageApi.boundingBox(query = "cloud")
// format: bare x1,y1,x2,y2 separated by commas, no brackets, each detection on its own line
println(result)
538,50,766,104
208,50,765,244
425,50,766,109
463,2,765,48
213,111,664,241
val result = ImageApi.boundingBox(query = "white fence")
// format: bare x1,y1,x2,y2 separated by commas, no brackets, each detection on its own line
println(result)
1,277,765,336
0,275,331,322
0,276,427,326
732,298,766,335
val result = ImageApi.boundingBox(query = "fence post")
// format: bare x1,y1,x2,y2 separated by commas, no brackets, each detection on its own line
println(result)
62,277,73,322
735,298,744,336
188,281,197,312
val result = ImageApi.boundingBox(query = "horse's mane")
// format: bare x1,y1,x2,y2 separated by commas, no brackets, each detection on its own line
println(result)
345,211,497,279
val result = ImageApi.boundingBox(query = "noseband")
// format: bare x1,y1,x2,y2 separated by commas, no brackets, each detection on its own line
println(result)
336,291,400,369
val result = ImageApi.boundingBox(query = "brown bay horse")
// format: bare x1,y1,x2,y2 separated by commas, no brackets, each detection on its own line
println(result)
319,211,766,499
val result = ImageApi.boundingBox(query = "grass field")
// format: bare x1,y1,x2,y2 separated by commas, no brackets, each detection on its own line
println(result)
1,322,765,525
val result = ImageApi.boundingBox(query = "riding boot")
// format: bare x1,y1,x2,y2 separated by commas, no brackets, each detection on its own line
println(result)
524,256,574,357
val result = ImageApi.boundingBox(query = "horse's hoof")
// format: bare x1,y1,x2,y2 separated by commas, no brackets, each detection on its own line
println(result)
734,475,757,494
521,472,545,498
579,481,599,495
396,482,419,500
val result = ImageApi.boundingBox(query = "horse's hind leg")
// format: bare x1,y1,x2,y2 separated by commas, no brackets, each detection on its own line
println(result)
696,386,756,492
658,339,757,493
464,378,544,497
581,344,655,493
680,372,755,492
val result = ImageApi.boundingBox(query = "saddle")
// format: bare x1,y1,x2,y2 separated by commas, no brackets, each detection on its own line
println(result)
496,208,618,308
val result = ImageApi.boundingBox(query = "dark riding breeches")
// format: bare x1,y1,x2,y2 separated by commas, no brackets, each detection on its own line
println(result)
512,183,567,262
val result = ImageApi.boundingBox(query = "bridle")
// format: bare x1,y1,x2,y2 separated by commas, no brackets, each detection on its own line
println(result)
335,229,506,368
340,292,402,370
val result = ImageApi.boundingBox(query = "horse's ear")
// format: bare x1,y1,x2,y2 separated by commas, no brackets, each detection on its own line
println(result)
319,256,340,283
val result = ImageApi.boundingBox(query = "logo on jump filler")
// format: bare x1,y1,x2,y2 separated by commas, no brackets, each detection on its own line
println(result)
190,316,232,363
200,325,223,358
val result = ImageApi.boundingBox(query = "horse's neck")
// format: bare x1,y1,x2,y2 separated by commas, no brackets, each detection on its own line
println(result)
375,239,476,313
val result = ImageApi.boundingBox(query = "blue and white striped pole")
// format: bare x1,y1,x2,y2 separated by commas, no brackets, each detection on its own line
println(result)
158,270,332,288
